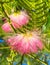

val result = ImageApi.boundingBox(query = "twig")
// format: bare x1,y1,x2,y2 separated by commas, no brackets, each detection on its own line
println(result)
1,4,10,19
17,54,24,65
27,54,48,65
44,46,50,53
20,55,24,65
1,3,25,33
1,3,17,33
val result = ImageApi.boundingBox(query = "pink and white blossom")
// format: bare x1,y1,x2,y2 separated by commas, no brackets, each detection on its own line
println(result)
9,11,29,28
7,32,43,54
2,22,13,32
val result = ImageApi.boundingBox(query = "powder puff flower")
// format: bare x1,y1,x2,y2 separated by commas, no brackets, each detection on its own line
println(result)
2,22,13,32
2,11,29,33
7,32,43,54
9,11,29,28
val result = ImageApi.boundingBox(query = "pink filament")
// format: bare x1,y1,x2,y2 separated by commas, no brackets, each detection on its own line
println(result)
7,32,43,54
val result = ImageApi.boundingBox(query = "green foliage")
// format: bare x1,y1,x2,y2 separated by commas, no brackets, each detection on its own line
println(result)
0,0,50,65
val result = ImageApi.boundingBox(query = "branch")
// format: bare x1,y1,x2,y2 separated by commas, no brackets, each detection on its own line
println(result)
44,46,50,53
1,4,17,33
1,3,25,33
1,4,10,19
27,54,48,65
17,54,24,65
20,55,24,65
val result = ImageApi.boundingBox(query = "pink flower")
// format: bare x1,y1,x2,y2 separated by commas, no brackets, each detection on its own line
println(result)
9,11,29,28
1,11,29,33
7,32,43,54
2,22,13,32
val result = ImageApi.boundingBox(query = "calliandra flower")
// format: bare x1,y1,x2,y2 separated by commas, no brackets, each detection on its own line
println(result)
2,22,13,32
7,32,43,54
9,11,29,28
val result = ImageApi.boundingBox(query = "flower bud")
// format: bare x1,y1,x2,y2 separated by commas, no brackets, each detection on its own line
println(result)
2,22,13,32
